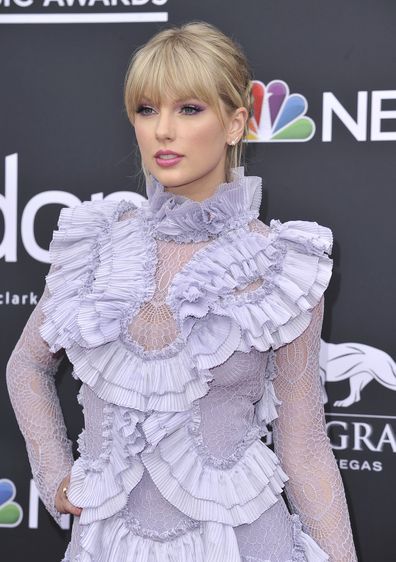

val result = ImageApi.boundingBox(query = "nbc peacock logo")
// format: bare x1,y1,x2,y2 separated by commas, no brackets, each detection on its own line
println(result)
247,79,315,142
0,479,23,527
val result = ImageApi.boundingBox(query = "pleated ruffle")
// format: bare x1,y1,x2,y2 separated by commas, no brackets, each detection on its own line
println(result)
39,199,142,352
66,339,214,412
167,218,333,356
143,165,261,243
290,514,330,561
253,348,282,434
61,513,329,562
67,402,145,525
45,197,335,562
40,199,332,422
59,398,328,561
141,409,289,526
63,518,247,562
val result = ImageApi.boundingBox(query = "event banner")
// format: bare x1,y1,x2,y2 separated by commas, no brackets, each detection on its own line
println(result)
1,1,394,560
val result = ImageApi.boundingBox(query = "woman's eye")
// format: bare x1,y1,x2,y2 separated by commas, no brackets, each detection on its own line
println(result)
180,104,203,115
136,105,154,115
135,104,203,116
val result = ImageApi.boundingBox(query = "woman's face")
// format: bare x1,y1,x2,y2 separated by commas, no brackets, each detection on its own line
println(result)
133,93,247,200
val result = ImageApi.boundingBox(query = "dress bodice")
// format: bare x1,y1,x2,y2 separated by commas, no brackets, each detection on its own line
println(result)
6,166,360,562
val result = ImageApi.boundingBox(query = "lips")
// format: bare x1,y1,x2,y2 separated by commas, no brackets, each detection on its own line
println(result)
154,149,183,158
154,149,184,168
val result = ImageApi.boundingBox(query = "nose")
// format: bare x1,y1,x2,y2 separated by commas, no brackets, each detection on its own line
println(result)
155,108,175,141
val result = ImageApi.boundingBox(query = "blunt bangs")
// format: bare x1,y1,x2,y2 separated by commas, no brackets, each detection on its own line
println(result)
124,39,226,128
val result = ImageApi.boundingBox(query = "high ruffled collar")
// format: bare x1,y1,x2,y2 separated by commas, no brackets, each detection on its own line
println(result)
140,166,262,243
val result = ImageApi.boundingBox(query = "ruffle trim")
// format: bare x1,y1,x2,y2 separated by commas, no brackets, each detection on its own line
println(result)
65,399,288,528
65,519,245,562
40,198,332,421
39,198,234,412
66,339,214,411
67,402,145,525
290,514,330,561
39,198,143,352
167,218,333,358
76,209,157,349
230,219,333,353
141,417,289,526
253,348,282,434
61,513,329,562
58,274,245,414
143,166,261,244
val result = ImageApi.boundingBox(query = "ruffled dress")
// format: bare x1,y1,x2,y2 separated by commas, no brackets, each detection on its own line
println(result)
9,166,347,561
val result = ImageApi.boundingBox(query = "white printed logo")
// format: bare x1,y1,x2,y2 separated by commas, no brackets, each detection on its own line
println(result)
0,153,145,263
320,340,396,407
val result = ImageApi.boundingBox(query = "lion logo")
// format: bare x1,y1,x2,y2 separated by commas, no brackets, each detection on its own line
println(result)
319,340,396,407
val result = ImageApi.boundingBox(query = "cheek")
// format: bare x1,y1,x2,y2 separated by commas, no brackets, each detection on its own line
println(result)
134,124,152,152
183,120,225,151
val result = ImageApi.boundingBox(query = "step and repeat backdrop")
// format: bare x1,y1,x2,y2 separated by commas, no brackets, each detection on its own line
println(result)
0,1,394,560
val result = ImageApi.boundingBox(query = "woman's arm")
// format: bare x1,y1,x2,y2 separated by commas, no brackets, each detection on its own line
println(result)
271,296,358,561
6,270,75,525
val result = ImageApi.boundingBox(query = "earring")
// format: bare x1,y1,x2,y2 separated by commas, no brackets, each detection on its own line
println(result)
229,136,239,146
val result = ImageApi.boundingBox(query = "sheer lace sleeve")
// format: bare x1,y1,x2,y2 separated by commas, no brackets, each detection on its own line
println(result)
6,269,75,526
271,296,358,561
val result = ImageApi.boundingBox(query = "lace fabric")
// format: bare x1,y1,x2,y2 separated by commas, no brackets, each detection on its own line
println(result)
6,272,74,524
271,297,358,561
5,167,358,561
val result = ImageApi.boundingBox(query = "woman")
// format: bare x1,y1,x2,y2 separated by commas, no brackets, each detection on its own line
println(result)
6,21,358,562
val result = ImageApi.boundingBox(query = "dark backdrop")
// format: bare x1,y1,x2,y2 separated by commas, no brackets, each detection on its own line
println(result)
1,1,395,560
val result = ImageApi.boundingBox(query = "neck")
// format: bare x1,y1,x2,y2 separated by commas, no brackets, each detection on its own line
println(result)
141,166,263,244
162,162,227,202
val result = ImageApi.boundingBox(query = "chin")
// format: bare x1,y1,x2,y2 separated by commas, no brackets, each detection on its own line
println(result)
154,169,193,189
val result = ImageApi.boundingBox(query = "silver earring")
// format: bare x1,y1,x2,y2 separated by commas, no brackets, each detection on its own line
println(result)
229,136,239,146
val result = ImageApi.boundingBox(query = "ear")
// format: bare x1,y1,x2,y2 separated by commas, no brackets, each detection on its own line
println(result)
227,107,249,144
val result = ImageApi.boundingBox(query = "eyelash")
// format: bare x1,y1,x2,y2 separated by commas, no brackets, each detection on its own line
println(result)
136,104,204,116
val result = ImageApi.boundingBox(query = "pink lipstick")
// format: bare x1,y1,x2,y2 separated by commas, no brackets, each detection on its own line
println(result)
154,149,184,168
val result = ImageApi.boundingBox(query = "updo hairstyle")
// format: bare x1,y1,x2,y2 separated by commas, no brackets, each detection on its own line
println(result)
124,21,254,183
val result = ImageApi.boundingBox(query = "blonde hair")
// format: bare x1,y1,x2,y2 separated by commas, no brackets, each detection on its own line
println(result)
123,21,254,183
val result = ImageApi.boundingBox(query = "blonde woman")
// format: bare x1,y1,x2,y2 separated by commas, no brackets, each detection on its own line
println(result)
6,21,358,562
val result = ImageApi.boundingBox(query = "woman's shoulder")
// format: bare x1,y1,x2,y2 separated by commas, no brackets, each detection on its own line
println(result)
54,198,139,230
47,198,141,261
245,216,333,268
167,214,334,356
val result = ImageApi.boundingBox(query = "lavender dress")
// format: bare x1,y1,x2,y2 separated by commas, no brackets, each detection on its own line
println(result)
6,167,358,561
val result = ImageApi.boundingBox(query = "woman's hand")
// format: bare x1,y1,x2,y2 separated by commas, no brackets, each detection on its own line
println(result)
55,473,82,517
